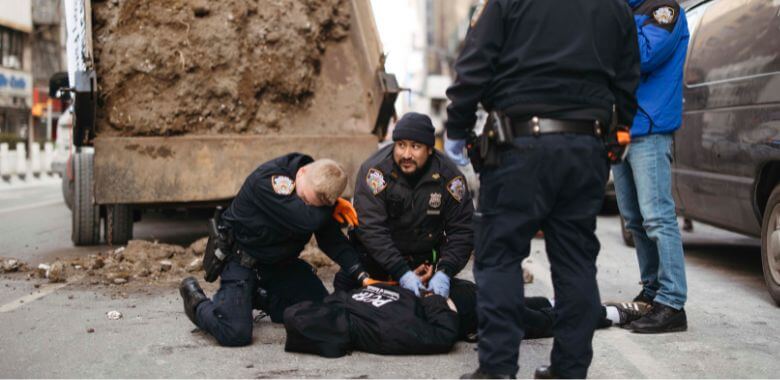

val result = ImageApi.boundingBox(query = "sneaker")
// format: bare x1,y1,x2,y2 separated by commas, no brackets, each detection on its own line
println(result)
606,301,650,326
629,301,687,334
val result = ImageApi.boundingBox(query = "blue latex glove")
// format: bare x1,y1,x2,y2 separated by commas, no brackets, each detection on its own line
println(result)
399,271,425,297
444,134,470,166
427,271,451,297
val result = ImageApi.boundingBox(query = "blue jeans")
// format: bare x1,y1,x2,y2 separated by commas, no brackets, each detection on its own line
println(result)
612,133,687,309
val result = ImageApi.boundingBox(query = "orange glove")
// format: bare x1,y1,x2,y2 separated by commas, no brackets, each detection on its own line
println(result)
332,197,359,227
362,278,399,287
606,126,631,164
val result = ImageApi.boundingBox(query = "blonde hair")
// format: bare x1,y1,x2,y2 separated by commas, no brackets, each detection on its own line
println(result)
305,159,348,205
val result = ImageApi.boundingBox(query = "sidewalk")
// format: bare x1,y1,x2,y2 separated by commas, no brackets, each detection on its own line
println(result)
0,173,61,191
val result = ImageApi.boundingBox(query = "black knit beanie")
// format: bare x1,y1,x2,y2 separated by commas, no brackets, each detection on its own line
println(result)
392,112,435,147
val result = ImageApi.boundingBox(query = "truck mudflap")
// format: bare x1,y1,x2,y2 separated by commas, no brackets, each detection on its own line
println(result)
93,135,377,204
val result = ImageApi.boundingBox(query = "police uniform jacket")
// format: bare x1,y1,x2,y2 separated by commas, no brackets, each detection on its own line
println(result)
221,153,360,270
627,0,689,137
283,284,459,358
352,145,473,280
445,0,641,139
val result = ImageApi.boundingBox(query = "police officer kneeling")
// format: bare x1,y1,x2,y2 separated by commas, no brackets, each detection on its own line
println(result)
334,113,474,323
444,0,641,378
179,154,369,347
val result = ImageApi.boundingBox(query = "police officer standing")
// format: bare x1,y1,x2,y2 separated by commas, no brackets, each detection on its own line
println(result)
334,113,474,305
179,154,369,347
444,1,640,378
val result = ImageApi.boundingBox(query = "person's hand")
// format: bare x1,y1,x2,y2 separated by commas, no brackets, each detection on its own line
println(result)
399,271,426,297
427,271,451,297
444,134,470,166
332,197,359,227
414,263,434,285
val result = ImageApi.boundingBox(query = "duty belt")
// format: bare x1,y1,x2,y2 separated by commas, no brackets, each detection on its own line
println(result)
506,116,603,138
233,248,258,269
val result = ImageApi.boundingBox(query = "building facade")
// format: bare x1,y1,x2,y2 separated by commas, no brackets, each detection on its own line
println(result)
0,0,34,145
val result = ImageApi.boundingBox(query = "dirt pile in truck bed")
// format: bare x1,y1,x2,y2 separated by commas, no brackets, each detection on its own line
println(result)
92,0,350,136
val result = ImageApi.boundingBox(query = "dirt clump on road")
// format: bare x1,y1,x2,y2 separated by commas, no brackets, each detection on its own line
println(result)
25,236,336,290
0,258,29,273
27,239,208,287
92,0,350,136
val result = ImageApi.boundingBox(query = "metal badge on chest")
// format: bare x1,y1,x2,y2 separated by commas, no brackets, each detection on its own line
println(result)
428,192,442,215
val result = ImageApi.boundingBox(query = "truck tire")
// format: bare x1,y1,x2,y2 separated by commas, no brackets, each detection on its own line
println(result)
761,184,780,306
72,152,100,246
61,168,74,211
620,214,635,248
104,204,133,245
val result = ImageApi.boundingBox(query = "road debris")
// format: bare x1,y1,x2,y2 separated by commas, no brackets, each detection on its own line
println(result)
47,261,66,283
0,258,27,273
106,310,123,320
159,260,173,272
186,258,203,273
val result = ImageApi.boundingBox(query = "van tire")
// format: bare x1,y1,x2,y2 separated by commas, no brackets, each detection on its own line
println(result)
760,184,780,306
61,168,74,211
72,152,100,246
104,204,133,245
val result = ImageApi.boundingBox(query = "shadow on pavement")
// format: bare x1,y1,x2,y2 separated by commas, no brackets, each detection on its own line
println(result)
683,240,762,279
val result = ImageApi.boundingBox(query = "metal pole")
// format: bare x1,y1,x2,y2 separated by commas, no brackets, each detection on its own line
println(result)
27,111,34,159
46,99,52,141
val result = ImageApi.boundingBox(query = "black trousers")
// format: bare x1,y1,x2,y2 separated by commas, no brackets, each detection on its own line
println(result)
474,134,608,378
195,258,327,347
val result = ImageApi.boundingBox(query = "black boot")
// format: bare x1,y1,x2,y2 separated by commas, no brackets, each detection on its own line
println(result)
460,368,515,379
629,301,687,334
533,365,559,379
632,289,654,305
179,277,208,326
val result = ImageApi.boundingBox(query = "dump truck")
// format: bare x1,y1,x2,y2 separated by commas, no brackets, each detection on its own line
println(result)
53,0,399,245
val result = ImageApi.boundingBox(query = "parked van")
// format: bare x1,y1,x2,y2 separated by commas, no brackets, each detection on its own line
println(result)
672,0,780,304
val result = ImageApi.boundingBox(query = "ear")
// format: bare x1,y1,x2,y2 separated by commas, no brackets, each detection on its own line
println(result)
428,147,434,156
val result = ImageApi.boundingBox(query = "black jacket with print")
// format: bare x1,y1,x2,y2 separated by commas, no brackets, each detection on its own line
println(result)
284,284,459,357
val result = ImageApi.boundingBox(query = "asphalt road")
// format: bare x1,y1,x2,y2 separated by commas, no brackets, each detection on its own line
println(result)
0,181,778,378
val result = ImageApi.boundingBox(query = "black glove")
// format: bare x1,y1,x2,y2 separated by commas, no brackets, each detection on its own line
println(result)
345,263,370,285
605,125,631,164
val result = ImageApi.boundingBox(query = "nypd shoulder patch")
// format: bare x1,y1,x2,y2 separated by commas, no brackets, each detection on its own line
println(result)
271,175,295,195
447,176,467,203
653,6,676,25
366,168,387,196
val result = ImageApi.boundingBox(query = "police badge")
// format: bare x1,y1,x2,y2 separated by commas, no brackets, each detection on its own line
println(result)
366,168,387,195
271,175,295,195
653,6,675,25
429,192,442,209
447,176,467,203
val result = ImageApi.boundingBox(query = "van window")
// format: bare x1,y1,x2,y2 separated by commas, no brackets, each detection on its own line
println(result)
685,2,711,37
685,0,780,86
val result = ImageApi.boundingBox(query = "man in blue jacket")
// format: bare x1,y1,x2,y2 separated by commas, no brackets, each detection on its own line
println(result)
613,0,690,334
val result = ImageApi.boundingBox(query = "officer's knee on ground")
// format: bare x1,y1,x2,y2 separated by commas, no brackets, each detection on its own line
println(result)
214,323,253,347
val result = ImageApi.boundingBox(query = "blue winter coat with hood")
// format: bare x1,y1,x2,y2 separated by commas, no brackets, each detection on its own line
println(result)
626,0,689,137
